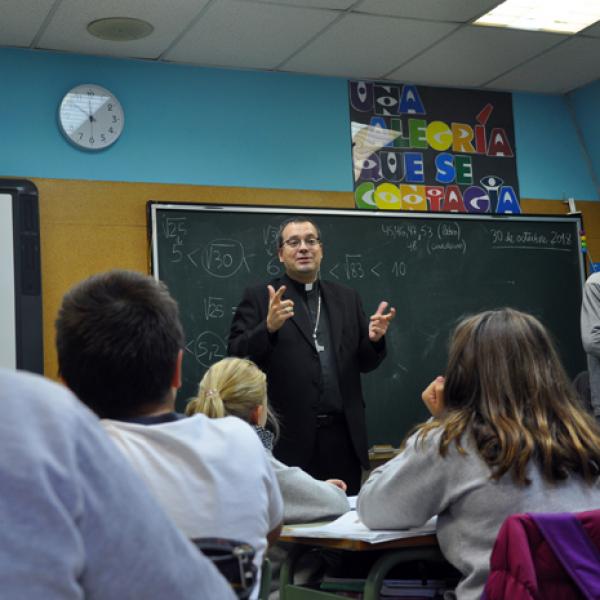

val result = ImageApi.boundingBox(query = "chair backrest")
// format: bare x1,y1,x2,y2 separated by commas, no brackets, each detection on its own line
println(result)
258,557,272,600
191,537,257,599
482,510,600,600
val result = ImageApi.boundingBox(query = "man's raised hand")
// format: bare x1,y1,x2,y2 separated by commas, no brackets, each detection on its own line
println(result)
368,301,396,342
266,285,295,333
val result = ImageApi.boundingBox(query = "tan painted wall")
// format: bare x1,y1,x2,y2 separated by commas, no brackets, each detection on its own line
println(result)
31,176,600,379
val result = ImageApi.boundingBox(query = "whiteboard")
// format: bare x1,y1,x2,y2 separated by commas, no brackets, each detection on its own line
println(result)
0,193,16,369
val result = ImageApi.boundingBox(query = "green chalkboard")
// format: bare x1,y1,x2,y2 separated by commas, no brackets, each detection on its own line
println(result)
149,203,586,447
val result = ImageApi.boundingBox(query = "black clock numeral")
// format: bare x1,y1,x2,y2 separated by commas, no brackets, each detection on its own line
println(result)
112,115,118,123
89,137,95,144
107,103,113,111
78,133,83,140
109,127,114,134
100,134,106,142
87,89,94,96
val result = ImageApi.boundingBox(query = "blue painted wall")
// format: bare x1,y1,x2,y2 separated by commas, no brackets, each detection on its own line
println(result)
569,79,600,193
512,92,598,200
0,48,597,200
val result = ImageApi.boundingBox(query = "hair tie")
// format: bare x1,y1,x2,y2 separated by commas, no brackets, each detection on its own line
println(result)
205,388,219,399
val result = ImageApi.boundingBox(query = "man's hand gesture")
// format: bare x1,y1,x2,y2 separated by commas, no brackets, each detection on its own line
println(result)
368,301,396,342
266,285,295,333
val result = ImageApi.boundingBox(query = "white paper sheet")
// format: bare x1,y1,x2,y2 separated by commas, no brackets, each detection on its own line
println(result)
282,511,437,544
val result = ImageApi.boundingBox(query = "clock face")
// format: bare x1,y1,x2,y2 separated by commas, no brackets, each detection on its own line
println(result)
58,84,125,151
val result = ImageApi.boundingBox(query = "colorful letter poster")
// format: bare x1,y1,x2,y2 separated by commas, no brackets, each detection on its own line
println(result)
349,81,520,213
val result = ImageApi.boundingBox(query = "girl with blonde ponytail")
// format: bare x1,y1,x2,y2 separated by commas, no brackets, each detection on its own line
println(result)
187,357,349,523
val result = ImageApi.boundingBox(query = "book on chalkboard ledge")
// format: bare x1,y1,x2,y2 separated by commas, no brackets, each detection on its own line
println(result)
370,444,395,453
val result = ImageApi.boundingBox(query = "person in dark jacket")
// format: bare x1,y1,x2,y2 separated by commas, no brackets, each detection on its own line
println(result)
228,216,395,493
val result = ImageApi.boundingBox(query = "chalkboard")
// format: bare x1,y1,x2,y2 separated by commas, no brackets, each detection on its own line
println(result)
149,203,586,447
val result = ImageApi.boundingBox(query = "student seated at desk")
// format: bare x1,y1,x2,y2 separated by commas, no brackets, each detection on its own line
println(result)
55,270,283,600
0,368,236,600
357,308,600,600
186,357,351,523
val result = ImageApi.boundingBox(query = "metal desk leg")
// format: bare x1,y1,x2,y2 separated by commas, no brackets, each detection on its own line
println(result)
362,547,445,600
279,545,318,600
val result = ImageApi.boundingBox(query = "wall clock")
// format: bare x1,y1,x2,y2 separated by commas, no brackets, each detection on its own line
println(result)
58,84,125,151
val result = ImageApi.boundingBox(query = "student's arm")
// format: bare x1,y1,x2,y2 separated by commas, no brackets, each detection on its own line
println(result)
262,444,285,546
267,522,283,546
357,429,451,530
582,275,600,357
271,455,350,524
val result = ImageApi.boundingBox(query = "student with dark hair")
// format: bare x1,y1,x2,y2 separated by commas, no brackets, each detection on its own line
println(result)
358,308,600,600
56,270,283,600
228,216,395,494
0,368,236,600
56,269,185,419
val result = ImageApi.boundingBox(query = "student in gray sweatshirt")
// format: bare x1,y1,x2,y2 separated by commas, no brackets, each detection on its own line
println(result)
0,368,235,600
358,308,600,600
186,357,350,523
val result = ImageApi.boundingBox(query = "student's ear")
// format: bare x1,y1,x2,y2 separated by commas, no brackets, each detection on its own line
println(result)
250,404,266,426
171,350,183,390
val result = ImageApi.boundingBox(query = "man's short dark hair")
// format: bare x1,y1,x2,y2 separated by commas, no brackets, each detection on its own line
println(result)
55,270,184,419
277,217,322,248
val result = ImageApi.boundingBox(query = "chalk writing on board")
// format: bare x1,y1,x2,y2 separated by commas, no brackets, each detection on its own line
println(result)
267,256,284,277
163,217,187,263
191,239,251,278
345,255,365,279
427,238,467,254
391,261,407,277
203,296,225,320
185,331,226,367
262,225,279,256
490,229,573,251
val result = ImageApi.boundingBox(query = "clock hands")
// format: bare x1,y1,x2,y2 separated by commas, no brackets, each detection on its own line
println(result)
60,85,123,150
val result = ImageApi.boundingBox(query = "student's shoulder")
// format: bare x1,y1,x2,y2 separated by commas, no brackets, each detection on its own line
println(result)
404,424,479,462
189,413,261,443
1,368,99,437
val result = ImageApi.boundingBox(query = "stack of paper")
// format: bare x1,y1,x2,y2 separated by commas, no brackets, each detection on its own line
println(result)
282,510,437,544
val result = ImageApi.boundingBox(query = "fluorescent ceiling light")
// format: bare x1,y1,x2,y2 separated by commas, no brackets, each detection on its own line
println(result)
473,0,600,34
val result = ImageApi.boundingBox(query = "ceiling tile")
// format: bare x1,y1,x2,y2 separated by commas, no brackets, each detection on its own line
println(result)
36,0,211,59
581,22,600,38
387,25,565,89
354,0,503,23
283,13,458,79
164,0,339,69
0,0,54,47
257,0,357,9
486,36,600,94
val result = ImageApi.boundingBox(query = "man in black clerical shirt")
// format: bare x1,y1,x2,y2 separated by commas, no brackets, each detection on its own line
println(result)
228,217,395,494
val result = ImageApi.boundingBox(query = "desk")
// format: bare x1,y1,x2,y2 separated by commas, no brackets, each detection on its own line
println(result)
278,531,442,600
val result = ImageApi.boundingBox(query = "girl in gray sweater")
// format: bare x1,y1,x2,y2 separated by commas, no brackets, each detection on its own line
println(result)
186,357,350,524
358,308,600,600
